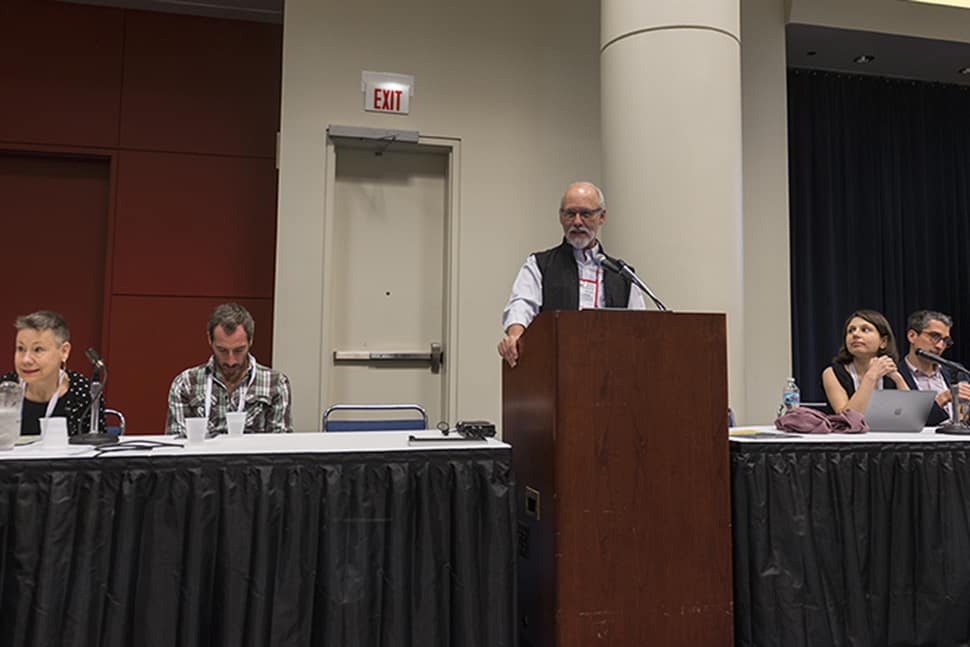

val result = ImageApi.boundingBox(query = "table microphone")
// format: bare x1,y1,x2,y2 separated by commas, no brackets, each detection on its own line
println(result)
86,348,105,384
916,349,970,435
69,348,118,446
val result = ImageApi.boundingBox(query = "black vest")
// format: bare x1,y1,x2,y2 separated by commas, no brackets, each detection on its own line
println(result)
534,239,632,312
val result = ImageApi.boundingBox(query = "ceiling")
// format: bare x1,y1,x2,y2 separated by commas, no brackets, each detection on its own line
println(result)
59,0,282,23
787,23,970,86
59,1,970,87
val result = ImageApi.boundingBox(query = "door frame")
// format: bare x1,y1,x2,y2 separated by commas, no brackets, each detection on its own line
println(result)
319,133,461,423
0,143,118,358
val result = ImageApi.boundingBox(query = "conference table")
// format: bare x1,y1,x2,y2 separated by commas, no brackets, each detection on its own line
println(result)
0,431,515,647
732,426,970,647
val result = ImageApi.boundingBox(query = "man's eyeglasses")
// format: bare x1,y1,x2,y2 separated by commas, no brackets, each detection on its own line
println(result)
921,330,954,348
560,208,603,221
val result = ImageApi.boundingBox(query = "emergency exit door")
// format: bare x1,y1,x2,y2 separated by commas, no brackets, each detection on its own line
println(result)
323,140,454,427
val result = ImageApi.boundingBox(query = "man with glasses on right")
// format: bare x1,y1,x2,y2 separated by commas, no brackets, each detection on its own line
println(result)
898,310,970,425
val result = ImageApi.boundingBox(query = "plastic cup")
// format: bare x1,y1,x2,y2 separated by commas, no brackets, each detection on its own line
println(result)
226,411,246,436
0,382,24,451
185,417,208,444
40,417,69,448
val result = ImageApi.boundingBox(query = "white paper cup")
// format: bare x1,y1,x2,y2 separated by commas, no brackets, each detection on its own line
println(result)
226,411,246,436
40,417,69,448
185,417,208,444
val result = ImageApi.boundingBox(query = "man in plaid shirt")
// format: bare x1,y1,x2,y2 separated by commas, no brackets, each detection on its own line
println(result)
166,303,292,436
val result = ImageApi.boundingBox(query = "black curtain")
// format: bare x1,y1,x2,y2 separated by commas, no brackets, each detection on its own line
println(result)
788,69,970,403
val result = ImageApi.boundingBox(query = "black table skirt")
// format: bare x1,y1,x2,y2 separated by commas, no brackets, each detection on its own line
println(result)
0,450,515,647
732,441,970,647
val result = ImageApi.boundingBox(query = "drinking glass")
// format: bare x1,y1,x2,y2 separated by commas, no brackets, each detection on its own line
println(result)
0,381,24,451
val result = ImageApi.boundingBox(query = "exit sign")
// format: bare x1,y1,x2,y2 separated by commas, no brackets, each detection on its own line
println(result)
362,71,414,115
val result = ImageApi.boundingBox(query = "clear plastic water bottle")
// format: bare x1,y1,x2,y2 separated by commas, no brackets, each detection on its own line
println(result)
782,377,801,413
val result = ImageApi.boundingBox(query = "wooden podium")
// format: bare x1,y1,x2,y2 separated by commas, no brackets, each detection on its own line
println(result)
502,310,733,647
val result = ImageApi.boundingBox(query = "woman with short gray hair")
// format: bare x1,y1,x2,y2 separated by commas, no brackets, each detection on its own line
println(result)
0,310,105,436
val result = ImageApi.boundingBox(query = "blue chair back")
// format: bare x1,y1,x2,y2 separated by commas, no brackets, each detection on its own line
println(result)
322,404,428,432
105,408,126,436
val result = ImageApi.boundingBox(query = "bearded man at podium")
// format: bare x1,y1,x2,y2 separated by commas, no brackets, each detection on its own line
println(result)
497,181,645,367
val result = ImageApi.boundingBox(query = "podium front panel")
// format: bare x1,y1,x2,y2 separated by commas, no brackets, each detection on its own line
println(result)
504,310,733,647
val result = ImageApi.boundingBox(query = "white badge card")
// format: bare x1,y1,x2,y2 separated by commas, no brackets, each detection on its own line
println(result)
579,278,597,308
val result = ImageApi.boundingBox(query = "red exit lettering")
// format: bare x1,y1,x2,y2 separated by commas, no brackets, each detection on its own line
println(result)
373,88,403,112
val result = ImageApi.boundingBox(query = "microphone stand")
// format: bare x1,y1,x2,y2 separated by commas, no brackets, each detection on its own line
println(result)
594,252,669,312
916,349,970,435
70,351,118,446
614,259,668,312
89,367,102,435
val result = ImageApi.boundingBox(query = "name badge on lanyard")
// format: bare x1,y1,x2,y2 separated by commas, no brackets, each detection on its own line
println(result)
578,266,601,309
204,356,256,421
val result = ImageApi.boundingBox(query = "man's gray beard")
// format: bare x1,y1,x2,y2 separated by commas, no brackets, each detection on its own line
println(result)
567,232,592,249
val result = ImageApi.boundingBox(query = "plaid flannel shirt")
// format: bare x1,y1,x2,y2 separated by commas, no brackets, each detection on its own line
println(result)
166,356,292,435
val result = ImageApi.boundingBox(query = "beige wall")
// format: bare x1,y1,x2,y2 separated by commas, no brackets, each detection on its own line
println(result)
740,0,792,422
275,0,604,431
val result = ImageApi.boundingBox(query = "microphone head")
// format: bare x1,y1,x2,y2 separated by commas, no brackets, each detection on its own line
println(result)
593,252,621,274
615,258,635,273
85,348,105,369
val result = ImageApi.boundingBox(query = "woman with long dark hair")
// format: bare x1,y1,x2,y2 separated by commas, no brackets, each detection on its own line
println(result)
822,309,909,414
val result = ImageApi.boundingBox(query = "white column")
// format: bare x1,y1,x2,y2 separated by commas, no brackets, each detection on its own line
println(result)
600,0,745,419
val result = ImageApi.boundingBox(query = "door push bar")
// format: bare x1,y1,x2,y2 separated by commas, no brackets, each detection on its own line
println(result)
333,342,443,373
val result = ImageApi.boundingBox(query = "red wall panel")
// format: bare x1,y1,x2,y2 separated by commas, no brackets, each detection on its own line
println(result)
120,10,281,158
0,1,123,148
1,2,282,435
0,152,109,372
105,296,274,434
112,150,278,297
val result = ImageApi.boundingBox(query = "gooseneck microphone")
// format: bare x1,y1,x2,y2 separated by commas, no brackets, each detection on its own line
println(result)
86,348,105,384
593,252,623,275
68,349,118,445
916,348,970,435
915,348,970,376
86,348,106,436
85,348,105,371
594,252,668,312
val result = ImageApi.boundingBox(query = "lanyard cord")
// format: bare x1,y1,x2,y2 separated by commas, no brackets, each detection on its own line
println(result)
20,369,65,419
204,356,256,421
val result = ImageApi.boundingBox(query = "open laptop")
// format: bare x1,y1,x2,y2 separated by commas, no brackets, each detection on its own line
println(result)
863,390,937,432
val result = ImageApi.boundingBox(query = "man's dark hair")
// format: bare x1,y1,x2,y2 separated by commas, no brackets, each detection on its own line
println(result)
907,309,953,333
15,310,71,345
207,303,255,342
